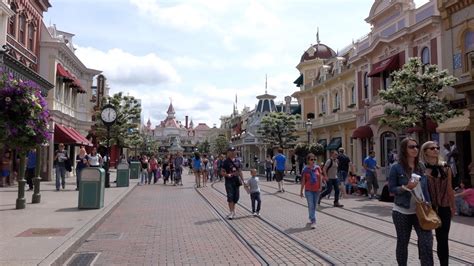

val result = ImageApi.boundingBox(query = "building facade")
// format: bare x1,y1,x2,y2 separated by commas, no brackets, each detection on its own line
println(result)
349,0,447,178
39,24,101,180
437,0,474,185
293,41,358,167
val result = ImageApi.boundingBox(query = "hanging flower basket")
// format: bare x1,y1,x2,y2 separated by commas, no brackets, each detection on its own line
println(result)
0,70,51,150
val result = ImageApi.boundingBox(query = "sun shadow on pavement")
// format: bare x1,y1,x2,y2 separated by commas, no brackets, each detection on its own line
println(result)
351,204,392,218
194,218,221,225
284,224,313,234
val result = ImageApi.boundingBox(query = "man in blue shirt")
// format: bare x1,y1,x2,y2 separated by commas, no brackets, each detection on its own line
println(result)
363,150,379,199
273,148,286,192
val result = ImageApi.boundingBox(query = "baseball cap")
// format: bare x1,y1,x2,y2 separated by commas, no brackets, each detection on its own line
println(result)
227,147,236,152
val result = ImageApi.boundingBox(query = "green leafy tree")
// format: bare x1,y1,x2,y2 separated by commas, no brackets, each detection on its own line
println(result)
198,140,210,154
257,112,300,148
92,92,142,153
211,134,228,155
379,57,462,142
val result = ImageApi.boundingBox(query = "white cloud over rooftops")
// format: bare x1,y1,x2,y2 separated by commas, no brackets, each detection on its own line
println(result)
76,46,181,86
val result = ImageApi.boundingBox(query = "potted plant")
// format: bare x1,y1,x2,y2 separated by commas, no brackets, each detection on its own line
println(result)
0,70,51,208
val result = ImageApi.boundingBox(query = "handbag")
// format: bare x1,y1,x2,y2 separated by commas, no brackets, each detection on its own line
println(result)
410,191,441,230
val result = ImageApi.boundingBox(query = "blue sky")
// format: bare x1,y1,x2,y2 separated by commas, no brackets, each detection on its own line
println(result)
44,0,429,128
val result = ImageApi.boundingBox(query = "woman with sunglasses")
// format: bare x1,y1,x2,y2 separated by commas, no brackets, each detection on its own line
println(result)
300,153,322,229
388,137,433,265
419,141,455,266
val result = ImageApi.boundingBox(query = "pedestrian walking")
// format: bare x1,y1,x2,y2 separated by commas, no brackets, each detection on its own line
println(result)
363,150,379,199
246,168,261,216
265,155,273,182
54,143,68,191
319,150,344,207
202,154,210,187
388,137,433,266
139,155,149,185
88,147,102,168
25,148,37,191
162,155,170,185
75,147,89,191
273,148,286,192
300,153,322,229
149,155,159,184
420,141,455,266
216,154,224,182
337,147,351,197
174,152,184,185
221,147,243,219
192,152,202,187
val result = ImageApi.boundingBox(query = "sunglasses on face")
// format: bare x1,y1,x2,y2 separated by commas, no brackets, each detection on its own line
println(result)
426,146,440,151
407,145,419,149
309,158,315,161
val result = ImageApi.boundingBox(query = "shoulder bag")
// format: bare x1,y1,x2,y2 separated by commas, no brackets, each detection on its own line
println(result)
410,190,441,230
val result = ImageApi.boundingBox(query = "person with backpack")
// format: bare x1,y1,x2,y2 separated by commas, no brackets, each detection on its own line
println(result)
192,152,202,188
319,150,344,207
300,153,323,229
364,150,380,199
337,147,351,197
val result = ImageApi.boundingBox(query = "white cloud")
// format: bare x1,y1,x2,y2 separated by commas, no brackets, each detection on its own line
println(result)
242,53,275,69
172,56,204,68
75,46,180,86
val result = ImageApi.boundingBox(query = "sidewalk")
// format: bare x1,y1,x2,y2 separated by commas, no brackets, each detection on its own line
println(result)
0,170,137,266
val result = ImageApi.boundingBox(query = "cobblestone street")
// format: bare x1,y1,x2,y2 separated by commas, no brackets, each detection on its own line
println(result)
68,170,474,265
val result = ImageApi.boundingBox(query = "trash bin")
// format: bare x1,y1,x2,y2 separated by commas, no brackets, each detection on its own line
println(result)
116,163,130,187
258,164,265,175
78,167,105,209
129,161,140,179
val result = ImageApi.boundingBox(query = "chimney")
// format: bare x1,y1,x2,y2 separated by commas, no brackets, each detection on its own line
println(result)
185,116,188,129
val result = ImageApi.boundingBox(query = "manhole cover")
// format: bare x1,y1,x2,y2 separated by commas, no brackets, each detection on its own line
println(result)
89,232,122,240
16,227,73,237
67,252,99,266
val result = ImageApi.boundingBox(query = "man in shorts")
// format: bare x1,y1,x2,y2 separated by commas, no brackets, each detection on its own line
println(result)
273,148,286,192
221,147,243,219
363,150,379,199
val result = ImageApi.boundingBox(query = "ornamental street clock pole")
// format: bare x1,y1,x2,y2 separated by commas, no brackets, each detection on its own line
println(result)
100,104,117,188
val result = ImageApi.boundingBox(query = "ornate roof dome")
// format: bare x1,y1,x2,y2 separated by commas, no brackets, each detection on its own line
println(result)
300,43,337,62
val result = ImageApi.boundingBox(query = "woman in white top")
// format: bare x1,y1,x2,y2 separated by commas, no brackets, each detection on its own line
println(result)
88,147,102,167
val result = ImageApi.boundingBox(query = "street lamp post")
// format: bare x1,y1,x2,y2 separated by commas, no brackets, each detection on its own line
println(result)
305,119,312,144
100,104,117,188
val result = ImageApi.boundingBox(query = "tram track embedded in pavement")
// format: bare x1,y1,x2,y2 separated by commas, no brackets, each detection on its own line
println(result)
195,182,339,265
257,182,473,265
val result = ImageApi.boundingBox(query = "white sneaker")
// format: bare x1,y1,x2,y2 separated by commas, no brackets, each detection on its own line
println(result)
252,212,257,216
227,213,233,219
256,212,260,216
310,222,316,229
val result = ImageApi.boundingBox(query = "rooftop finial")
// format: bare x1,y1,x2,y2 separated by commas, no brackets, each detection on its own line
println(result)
316,27,320,44
265,74,268,94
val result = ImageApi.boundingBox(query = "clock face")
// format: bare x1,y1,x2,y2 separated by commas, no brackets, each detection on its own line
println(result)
101,107,117,123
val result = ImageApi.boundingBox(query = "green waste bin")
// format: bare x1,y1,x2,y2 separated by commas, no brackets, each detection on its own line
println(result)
130,161,140,179
79,168,105,209
116,163,130,187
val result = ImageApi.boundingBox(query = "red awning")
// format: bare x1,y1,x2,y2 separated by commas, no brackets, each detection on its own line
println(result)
352,125,374,139
70,77,86,93
56,63,74,81
54,124,92,146
406,119,438,133
367,55,399,77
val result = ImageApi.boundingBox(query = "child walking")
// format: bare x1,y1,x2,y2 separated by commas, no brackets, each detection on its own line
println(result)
247,169,262,216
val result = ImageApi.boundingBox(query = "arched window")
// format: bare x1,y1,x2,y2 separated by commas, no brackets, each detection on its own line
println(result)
363,72,369,99
464,30,474,72
320,97,326,114
351,85,356,104
334,92,340,110
421,47,430,65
